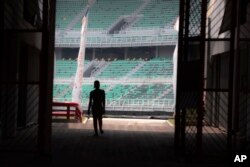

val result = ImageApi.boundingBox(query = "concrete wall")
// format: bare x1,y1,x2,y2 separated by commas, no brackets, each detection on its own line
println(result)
2,32,42,137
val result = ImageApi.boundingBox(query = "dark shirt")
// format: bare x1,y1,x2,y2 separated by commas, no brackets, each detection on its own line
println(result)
88,89,105,116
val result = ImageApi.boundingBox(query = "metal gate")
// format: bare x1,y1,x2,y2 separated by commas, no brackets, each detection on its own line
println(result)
174,0,249,161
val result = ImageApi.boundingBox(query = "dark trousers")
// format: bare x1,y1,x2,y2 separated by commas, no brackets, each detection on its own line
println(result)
93,115,102,134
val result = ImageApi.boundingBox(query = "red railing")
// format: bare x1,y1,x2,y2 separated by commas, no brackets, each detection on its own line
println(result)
52,102,83,122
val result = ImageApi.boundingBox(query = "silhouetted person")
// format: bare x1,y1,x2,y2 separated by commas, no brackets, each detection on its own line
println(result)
87,80,105,136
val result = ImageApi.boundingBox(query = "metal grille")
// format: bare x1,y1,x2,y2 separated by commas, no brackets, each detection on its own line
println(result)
176,0,250,161
203,91,228,156
176,0,206,156
175,0,238,161
188,0,202,37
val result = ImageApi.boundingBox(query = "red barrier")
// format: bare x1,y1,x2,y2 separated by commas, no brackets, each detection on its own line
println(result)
52,102,82,122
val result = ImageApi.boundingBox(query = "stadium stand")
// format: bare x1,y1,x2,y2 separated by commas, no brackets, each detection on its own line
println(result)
106,84,136,100
121,84,172,99
55,0,179,47
53,82,174,111
133,0,179,28
53,84,72,100
56,0,87,30
74,0,141,30
60,0,180,30
54,58,173,79
96,60,140,78
55,59,89,78
53,57,174,111
131,58,173,78
54,0,177,112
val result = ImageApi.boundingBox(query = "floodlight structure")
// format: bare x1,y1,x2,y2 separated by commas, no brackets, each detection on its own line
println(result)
72,0,95,104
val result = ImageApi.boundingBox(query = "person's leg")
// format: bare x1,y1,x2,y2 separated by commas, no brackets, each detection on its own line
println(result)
93,116,98,136
98,115,103,134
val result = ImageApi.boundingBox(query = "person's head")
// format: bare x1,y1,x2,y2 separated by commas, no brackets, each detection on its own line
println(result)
94,80,100,89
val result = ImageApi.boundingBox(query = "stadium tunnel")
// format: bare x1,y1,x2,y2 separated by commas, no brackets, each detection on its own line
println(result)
1,0,250,166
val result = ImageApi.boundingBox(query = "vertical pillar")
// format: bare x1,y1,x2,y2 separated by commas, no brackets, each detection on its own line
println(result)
55,48,62,60
124,48,128,59
228,0,237,152
232,0,241,150
155,46,159,58
38,0,55,155
92,48,95,60
175,0,185,156
196,0,207,154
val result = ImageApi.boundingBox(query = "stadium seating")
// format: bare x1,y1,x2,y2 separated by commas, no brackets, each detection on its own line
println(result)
53,83,174,105
131,58,173,78
53,58,174,111
56,0,179,30
96,60,140,78
56,0,87,30
106,84,136,100
122,84,172,99
54,0,177,111
55,59,89,78
133,0,179,28
55,0,179,47
93,58,173,78
53,83,109,103
73,0,141,29
81,84,109,105
53,84,72,101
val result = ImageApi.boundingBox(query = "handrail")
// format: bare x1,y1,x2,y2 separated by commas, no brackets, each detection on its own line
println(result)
54,77,173,84
53,98,175,106
55,34,178,47
52,101,83,122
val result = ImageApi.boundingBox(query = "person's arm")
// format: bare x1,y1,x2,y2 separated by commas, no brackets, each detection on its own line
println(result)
87,92,92,115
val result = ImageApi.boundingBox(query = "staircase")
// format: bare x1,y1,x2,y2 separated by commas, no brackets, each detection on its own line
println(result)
58,0,96,36
64,7,89,32
108,0,151,32
132,0,151,17
90,61,111,77
108,84,141,106
118,83,143,100
83,61,95,77
120,0,151,30
123,61,147,79
105,84,117,93
156,88,172,100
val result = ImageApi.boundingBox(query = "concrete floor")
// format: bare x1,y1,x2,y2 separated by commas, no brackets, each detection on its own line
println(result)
52,118,175,166
0,118,231,167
